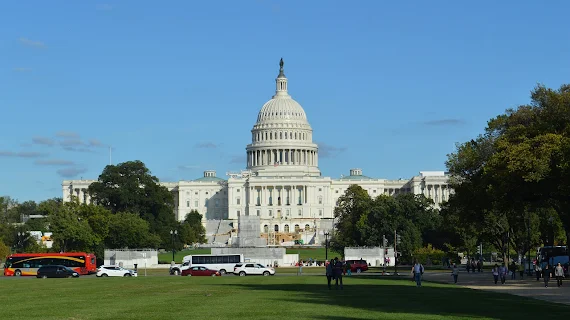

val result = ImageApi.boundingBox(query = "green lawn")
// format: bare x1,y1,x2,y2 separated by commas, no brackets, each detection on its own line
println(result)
1,275,568,319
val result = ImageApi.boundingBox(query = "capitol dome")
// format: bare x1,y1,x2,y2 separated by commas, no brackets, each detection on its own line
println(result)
245,58,321,178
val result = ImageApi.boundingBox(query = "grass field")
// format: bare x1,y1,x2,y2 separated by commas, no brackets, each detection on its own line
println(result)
1,274,568,319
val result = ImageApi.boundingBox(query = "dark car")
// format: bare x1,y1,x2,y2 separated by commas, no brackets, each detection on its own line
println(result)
344,260,369,273
36,265,80,278
181,266,220,277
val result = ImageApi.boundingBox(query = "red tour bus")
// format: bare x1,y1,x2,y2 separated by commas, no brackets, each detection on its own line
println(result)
3,252,97,276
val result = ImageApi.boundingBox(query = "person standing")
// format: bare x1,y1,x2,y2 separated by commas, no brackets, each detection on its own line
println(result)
543,264,551,288
555,262,564,287
412,260,424,287
492,264,499,284
534,262,542,281
325,260,334,290
346,261,352,276
333,257,343,290
451,263,459,284
499,263,508,284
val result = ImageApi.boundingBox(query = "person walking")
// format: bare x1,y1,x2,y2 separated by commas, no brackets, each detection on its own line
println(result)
499,263,508,284
412,260,424,287
492,264,500,284
543,264,552,288
510,261,517,280
554,262,564,287
325,259,334,290
534,262,542,281
451,263,459,284
333,257,343,290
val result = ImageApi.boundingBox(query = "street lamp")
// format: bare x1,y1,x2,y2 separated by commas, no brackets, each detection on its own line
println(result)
170,230,178,262
17,232,25,252
324,232,329,261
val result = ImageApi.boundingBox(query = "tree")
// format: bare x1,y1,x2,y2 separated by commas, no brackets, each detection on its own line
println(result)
105,212,161,249
87,160,177,246
481,84,570,265
0,239,10,262
178,210,206,247
48,202,99,252
331,185,373,253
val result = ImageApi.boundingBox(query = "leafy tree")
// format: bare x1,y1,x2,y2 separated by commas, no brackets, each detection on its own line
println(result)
25,217,49,232
178,210,206,247
331,185,373,253
87,160,177,246
48,202,99,252
105,212,161,249
0,239,10,262
485,84,570,249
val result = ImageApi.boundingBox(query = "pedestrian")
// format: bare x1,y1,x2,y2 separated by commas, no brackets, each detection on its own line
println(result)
534,262,542,281
555,262,564,287
451,263,459,284
492,264,499,284
543,263,551,288
466,260,470,273
346,261,352,276
411,260,424,287
325,259,334,290
499,263,508,284
510,261,517,280
333,257,343,290
477,260,482,273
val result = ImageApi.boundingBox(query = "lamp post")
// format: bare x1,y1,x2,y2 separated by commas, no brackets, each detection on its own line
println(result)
170,230,178,262
17,232,25,252
324,232,329,261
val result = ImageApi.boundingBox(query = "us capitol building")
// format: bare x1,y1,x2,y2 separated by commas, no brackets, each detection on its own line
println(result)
62,59,451,246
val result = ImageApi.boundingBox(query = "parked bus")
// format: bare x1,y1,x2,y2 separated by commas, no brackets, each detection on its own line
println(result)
3,252,97,276
171,254,243,275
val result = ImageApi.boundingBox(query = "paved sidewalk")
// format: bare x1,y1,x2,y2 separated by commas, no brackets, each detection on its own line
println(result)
423,271,570,305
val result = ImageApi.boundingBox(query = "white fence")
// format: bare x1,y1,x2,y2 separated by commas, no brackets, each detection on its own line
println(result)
104,249,158,269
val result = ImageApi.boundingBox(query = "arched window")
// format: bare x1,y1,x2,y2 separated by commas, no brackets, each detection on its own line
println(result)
305,224,310,231
294,224,300,232
274,224,279,232
284,225,290,232
280,132,283,139
318,196,322,204
264,225,268,233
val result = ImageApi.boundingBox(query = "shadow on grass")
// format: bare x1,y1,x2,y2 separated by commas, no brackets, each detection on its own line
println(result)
229,277,570,319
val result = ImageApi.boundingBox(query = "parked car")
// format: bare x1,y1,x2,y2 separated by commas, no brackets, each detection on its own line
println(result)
344,260,369,273
181,266,220,277
36,265,79,278
97,265,138,277
233,263,275,276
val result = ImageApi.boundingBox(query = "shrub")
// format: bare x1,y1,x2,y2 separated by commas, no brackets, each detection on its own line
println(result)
413,244,446,265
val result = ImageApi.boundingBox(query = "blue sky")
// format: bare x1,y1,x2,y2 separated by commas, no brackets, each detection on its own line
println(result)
1,0,570,202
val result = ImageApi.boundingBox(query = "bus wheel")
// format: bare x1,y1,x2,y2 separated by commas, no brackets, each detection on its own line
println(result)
219,269,226,275
14,270,22,277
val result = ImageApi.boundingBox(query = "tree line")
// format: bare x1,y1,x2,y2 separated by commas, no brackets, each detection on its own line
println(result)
332,84,569,265
0,160,206,262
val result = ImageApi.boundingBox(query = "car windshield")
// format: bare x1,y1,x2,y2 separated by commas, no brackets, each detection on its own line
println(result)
65,267,75,272
4,259,12,268
256,264,265,268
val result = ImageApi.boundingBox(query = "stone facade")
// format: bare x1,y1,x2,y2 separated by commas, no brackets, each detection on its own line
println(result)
61,59,451,245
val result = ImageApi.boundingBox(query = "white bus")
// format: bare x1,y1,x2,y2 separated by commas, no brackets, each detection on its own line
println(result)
175,254,243,275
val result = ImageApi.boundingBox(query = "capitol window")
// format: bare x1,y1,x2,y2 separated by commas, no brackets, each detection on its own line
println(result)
194,200,198,207
186,201,190,208
264,225,269,233
319,209,323,216
256,210,260,216
269,210,273,216
305,224,310,231
236,198,241,205
284,225,290,232
318,196,322,204
298,209,302,216
294,224,300,232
